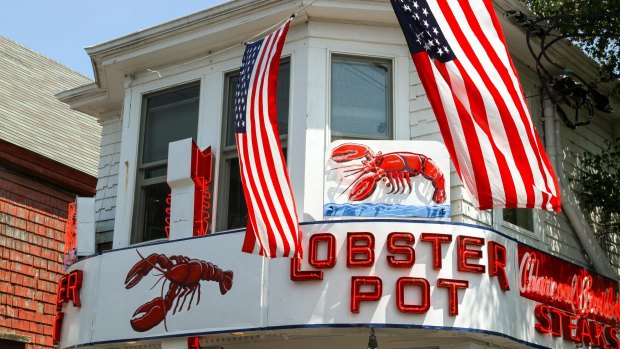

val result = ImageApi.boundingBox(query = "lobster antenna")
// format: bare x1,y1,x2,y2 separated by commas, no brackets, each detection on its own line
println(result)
331,164,363,170
337,172,366,198
149,275,166,291
344,169,364,177
135,250,167,275
161,276,169,332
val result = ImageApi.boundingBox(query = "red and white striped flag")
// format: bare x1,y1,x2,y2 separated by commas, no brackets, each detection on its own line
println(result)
234,19,303,257
391,0,560,211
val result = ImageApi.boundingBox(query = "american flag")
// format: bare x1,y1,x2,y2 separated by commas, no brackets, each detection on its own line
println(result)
234,19,303,257
391,0,560,211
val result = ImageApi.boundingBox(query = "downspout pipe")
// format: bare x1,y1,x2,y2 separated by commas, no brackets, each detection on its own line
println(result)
544,98,617,279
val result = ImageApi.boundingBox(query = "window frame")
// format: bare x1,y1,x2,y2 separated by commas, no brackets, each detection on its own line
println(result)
494,208,538,240
216,58,291,232
131,81,201,244
329,54,394,141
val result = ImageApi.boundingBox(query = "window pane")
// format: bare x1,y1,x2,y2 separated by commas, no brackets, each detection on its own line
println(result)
504,208,533,231
141,182,170,241
135,83,200,244
143,84,199,164
223,149,287,231
226,159,247,229
225,61,290,147
145,165,167,179
331,56,390,139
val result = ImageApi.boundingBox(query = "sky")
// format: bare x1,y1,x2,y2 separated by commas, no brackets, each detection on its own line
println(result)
0,0,229,79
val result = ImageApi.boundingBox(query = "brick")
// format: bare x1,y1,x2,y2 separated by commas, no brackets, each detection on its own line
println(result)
21,254,34,266
34,311,45,323
10,272,23,284
11,261,23,273
29,245,43,256
54,231,64,242
42,333,53,347
1,269,10,282
36,302,44,314
10,249,23,263
13,284,32,299
42,303,54,315
26,221,36,234
0,282,13,293
0,314,9,327
5,305,16,317
29,321,43,334
0,257,9,269
21,309,35,322
41,292,55,305
33,257,47,269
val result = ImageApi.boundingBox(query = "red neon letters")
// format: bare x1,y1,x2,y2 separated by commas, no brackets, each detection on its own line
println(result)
457,236,485,273
488,241,509,291
419,233,452,269
53,270,83,344
437,278,469,316
291,231,509,318
309,233,336,268
387,232,415,268
534,303,620,347
396,277,430,313
347,232,375,267
351,276,382,313
191,143,213,237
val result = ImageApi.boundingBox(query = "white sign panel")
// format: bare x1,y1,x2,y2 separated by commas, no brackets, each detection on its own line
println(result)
324,141,450,218
58,221,620,349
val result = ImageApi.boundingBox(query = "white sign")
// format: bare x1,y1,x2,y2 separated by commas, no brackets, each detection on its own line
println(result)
324,141,450,218
58,221,618,349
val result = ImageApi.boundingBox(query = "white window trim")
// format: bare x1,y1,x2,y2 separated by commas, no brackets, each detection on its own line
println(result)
112,69,222,249
301,38,411,220
326,49,410,142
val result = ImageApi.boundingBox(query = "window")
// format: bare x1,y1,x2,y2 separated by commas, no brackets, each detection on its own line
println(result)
132,83,200,243
331,55,392,140
217,60,290,231
0,339,26,349
503,208,534,232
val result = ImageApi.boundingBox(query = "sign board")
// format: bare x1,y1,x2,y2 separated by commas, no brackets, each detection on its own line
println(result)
58,221,620,349
324,141,450,218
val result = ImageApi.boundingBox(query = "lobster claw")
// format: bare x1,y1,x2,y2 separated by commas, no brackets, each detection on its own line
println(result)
130,297,167,332
349,173,379,201
433,188,446,204
219,271,234,295
125,253,160,289
330,143,372,163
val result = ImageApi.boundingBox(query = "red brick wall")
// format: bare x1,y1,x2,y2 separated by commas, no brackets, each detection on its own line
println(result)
0,169,74,349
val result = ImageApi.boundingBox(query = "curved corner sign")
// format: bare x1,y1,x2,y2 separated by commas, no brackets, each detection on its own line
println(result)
324,141,450,218
519,245,620,346
58,221,620,349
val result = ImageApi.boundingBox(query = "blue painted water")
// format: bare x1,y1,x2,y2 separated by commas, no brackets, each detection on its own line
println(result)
323,203,450,218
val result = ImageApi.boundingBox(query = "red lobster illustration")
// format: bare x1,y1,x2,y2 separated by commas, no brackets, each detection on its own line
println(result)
124,251,233,332
330,143,446,204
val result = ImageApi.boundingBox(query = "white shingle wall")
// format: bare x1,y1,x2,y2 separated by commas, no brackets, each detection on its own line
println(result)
559,113,620,273
94,117,122,248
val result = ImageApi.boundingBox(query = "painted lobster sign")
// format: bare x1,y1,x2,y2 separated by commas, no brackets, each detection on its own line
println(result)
324,140,451,218
125,251,233,332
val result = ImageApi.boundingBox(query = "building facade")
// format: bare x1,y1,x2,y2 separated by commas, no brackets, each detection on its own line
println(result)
57,1,620,349
0,37,100,349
